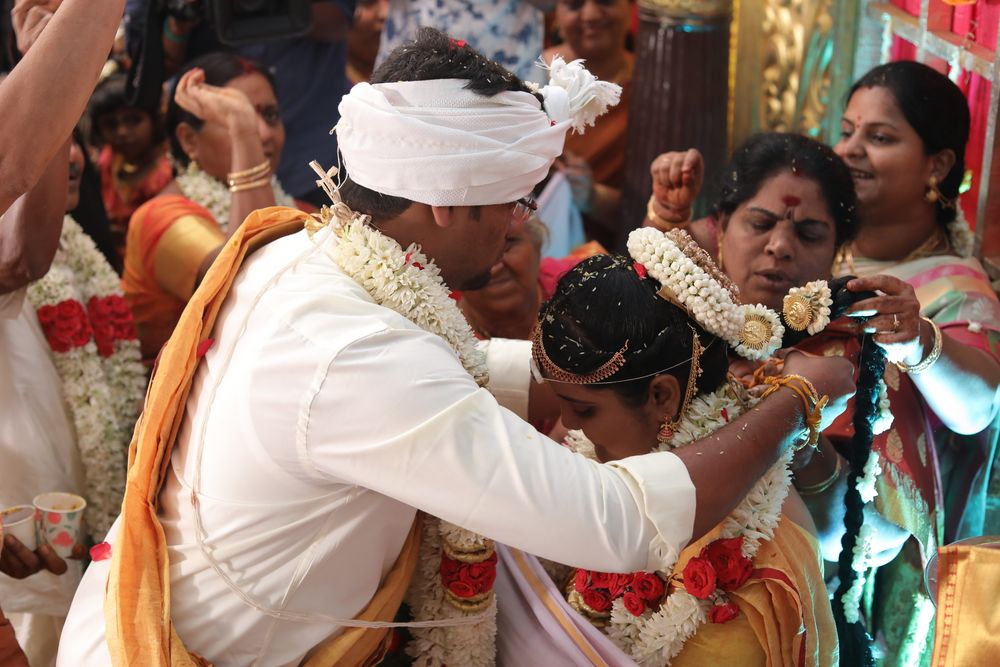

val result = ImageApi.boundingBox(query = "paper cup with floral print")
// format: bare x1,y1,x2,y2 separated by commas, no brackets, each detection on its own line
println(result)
33,493,86,558
1,505,37,551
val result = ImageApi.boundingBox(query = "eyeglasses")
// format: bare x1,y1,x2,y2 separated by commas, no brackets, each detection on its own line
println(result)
511,196,537,230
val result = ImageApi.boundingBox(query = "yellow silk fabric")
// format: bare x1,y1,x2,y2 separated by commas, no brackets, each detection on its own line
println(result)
152,216,225,302
931,544,1000,666
104,207,418,666
671,517,838,667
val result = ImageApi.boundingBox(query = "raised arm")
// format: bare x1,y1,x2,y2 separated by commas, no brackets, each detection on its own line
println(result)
0,0,125,215
0,139,69,294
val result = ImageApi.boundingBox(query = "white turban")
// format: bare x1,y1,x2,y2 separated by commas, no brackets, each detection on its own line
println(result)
333,58,621,207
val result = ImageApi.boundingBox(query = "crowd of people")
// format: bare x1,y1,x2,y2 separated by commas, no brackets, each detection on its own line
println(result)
0,1,998,666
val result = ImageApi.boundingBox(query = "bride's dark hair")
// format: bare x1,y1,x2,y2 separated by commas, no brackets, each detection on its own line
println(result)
537,253,729,405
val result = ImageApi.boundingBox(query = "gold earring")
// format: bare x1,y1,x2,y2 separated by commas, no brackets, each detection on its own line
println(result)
716,234,725,273
925,176,939,203
655,327,704,445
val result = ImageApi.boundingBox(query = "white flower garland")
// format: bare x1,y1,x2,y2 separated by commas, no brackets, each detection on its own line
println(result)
312,191,493,664
566,383,794,665
841,447,883,624
26,217,146,538
947,206,975,258
176,162,295,233
873,378,893,436
627,227,785,360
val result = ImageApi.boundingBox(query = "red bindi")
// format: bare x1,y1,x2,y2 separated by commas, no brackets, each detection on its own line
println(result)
782,195,801,207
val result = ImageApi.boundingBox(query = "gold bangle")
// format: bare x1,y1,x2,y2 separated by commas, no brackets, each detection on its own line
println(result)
896,317,942,375
646,195,691,229
228,176,272,193
227,160,270,184
794,455,842,496
760,374,828,451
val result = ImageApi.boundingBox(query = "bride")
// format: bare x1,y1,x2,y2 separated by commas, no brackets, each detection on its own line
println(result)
496,227,843,666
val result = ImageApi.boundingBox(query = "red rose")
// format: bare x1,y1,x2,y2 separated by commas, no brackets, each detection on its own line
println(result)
589,571,613,590
581,588,612,613
709,601,740,624
622,591,647,617
682,557,717,600
37,305,58,325
703,537,753,592
574,569,589,593
447,580,477,599
459,554,497,593
38,300,91,352
608,572,635,598
633,572,665,603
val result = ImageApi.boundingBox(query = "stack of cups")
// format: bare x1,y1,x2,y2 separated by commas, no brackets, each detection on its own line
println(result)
0,492,87,557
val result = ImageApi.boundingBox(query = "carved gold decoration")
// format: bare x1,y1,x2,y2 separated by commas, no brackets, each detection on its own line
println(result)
729,0,855,149
760,0,835,132
740,313,774,351
783,293,815,331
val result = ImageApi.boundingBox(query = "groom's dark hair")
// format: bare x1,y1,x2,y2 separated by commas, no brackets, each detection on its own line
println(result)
339,28,541,221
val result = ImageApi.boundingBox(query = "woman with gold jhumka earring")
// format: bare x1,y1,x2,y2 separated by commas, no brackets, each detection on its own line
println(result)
494,229,847,666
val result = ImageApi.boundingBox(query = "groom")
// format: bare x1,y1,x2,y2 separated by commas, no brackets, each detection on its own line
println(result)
58,29,855,665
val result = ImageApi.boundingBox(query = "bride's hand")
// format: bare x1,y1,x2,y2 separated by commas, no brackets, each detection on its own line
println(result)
845,275,924,364
174,67,258,137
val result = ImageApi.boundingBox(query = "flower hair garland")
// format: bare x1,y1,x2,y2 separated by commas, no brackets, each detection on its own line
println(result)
27,217,146,538
627,227,785,360
308,163,494,664
535,56,622,134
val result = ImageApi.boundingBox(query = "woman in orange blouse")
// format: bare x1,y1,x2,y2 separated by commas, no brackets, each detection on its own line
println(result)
122,52,291,363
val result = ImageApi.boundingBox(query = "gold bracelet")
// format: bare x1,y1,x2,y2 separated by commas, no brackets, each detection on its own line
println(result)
896,317,943,374
227,160,270,185
646,195,691,229
794,455,842,496
760,374,828,451
228,176,272,193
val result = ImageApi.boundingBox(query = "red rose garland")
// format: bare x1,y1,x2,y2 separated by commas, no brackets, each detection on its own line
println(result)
440,550,498,602
572,569,667,618
680,535,753,624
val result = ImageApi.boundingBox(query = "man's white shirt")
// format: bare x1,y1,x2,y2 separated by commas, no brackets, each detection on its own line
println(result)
58,227,696,666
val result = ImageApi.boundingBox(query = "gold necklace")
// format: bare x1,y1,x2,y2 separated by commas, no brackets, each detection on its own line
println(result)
835,227,951,275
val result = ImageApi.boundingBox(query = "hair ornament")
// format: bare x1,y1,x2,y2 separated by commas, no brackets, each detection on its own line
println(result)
532,328,629,384
632,261,648,279
536,56,622,134
782,280,833,335
627,227,784,361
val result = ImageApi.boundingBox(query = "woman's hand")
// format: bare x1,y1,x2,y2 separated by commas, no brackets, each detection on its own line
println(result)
174,67,258,137
650,148,703,220
11,0,60,55
845,275,924,364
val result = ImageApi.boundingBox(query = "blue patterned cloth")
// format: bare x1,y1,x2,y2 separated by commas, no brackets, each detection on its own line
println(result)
377,0,545,81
